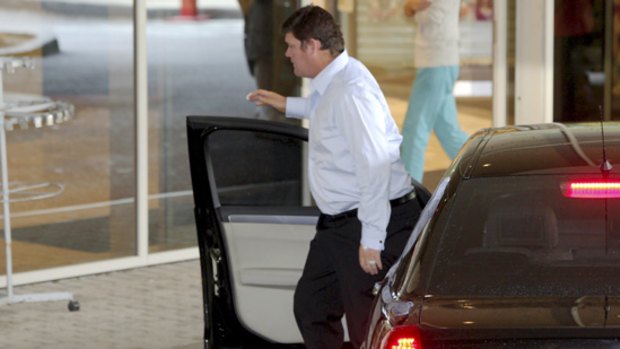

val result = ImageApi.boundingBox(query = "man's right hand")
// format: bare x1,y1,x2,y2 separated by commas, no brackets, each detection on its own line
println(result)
246,89,286,113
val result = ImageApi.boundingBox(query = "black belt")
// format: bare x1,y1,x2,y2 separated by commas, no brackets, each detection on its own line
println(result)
320,189,416,223
390,190,417,206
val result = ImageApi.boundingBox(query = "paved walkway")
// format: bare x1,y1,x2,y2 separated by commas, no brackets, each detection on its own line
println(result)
0,260,204,349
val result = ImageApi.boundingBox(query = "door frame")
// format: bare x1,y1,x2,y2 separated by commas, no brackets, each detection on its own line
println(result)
493,0,555,126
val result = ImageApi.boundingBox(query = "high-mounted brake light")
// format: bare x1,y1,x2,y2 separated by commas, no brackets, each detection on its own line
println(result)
562,180,620,198
382,325,422,349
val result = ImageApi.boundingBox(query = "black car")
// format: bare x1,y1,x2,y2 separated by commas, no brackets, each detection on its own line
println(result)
186,116,431,348
363,122,620,349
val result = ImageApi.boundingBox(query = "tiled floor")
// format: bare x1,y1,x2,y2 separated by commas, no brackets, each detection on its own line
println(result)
0,260,203,349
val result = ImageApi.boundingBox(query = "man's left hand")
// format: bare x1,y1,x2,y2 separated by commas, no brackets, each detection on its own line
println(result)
359,245,383,275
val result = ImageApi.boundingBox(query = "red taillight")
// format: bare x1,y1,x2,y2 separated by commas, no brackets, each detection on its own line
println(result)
381,325,422,349
562,180,620,198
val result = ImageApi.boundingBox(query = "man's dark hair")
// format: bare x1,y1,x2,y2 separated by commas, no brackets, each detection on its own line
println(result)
282,5,345,56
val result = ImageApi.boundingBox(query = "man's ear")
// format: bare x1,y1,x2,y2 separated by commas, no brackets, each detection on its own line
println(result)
306,38,322,54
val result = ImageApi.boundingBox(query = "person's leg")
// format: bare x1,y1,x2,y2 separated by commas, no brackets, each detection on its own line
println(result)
294,226,345,349
335,200,422,348
401,68,445,182
434,66,469,159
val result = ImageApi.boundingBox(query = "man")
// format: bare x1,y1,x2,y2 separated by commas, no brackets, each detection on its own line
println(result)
247,6,422,349
401,0,469,182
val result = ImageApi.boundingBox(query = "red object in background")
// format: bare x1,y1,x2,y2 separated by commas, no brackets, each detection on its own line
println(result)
181,0,198,17
175,0,209,21
475,0,493,21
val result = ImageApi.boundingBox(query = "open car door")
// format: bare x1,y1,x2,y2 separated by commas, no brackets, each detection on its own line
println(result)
187,116,315,348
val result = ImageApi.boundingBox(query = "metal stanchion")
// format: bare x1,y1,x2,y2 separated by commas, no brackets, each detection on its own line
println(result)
0,57,79,311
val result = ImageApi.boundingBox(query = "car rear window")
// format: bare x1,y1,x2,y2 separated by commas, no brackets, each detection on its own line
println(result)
423,175,620,297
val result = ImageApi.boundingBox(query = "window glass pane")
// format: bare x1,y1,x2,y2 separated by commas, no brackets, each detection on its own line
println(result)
146,3,255,251
146,1,302,251
354,0,493,190
506,0,516,125
0,1,136,272
208,129,306,207
610,0,620,120
243,0,300,121
553,0,605,122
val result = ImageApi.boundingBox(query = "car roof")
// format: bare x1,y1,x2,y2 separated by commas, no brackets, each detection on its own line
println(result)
463,122,620,177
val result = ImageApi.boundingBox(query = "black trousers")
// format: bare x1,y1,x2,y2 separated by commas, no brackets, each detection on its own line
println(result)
293,198,422,349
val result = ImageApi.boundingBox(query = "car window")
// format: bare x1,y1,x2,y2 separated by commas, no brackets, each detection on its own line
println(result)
421,175,620,297
207,129,310,207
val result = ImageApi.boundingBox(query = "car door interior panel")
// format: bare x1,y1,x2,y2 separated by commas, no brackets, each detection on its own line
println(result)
220,219,314,342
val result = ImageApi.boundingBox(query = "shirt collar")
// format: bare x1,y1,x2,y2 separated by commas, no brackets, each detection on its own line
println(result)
310,50,349,96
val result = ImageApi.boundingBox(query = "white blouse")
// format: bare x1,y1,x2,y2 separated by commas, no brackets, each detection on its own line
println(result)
413,0,461,68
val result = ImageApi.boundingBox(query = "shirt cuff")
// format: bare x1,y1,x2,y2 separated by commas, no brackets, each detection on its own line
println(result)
360,225,386,251
285,97,307,119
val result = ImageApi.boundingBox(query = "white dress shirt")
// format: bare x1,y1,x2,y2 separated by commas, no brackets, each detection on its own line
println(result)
286,50,412,251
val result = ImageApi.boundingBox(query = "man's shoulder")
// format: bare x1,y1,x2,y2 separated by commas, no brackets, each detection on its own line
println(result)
336,58,376,86
343,56,370,74
327,70,383,107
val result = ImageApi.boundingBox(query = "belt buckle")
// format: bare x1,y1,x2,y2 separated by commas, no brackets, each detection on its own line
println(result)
392,190,416,206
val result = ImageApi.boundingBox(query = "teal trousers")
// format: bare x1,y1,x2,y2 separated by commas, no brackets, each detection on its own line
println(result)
401,66,469,181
